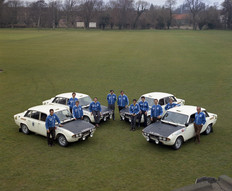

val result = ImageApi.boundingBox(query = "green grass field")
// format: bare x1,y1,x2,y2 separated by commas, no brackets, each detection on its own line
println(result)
0,29,232,191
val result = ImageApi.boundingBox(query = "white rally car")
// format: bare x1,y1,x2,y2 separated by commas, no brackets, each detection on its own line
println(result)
14,105,96,147
42,92,112,123
142,105,217,150
120,92,185,125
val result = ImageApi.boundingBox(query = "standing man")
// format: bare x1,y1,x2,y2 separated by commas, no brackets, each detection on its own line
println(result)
45,109,63,147
138,96,149,127
68,92,78,113
117,90,129,119
151,99,163,123
72,101,83,120
165,98,180,111
107,90,117,120
89,97,102,127
129,99,140,131
194,106,206,143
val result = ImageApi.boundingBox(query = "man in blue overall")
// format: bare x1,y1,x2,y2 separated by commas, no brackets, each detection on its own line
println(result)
89,97,102,127
117,90,129,119
194,106,206,143
68,92,78,113
138,96,149,127
45,109,63,146
72,101,83,120
107,90,117,120
129,99,140,131
151,99,163,123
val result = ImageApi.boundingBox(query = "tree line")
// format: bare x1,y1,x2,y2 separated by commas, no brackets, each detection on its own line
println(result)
0,0,231,29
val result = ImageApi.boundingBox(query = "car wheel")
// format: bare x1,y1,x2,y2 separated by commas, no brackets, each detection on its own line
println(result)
204,124,212,135
147,117,151,126
172,136,183,150
57,134,68,147
83,116,90,123
21,124,30,135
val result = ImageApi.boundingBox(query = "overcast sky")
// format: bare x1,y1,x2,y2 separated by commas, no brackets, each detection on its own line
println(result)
22,0,224,7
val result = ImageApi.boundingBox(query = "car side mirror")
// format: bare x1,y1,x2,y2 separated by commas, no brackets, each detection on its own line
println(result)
185,123,189,127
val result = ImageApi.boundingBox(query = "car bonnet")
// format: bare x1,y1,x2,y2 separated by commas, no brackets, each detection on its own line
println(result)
60,120,95,134
143,121,183,138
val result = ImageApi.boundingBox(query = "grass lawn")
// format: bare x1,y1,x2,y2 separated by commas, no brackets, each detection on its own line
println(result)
0,29,232,191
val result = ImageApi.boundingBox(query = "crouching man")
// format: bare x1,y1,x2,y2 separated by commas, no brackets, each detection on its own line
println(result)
45,109,63,147
129,99,140,131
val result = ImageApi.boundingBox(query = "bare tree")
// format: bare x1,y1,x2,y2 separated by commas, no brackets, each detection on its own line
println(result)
165,0,176,29
63,0,78,27
79,0,103,28
48,0,62,28
133,0,149,28
185,0,205,30
221,0,232,29
30,0,47,28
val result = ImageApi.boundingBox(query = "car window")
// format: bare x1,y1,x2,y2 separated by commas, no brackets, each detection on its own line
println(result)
31,111,40,120
162,111,188,125
158,99,164,106
189,114,195,124
137,97,154,107
79,96,93,106
52,97,67,105
164,97,170,104
203,110,209,117
171,96,177,102
40,113,47,122
24,110,32,117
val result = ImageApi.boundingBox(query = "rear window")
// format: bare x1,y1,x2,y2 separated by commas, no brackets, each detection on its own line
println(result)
52,97,67,105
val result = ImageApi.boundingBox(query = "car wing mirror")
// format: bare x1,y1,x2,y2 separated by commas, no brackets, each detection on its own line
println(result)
185,123,189,127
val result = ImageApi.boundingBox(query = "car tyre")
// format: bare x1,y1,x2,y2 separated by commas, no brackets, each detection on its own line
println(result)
204,124,212,135
83,116,90,123
57,134,68,147
172,136,183,150
21,124,30,135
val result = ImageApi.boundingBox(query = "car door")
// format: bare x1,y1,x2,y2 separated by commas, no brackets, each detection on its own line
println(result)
26,110,40,133
36,112,47,137
183,114,196,141
200,111,210,133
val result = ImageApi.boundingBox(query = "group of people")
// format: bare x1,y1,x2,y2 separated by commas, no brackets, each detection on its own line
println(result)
45,91,206,146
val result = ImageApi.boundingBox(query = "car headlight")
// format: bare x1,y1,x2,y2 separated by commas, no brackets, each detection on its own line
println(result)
78,133,82,137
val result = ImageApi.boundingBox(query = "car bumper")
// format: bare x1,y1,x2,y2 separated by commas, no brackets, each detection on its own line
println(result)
142,132,174,146
67,128,96,142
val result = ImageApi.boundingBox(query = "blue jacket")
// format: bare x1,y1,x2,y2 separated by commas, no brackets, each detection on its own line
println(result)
72,105,83,119
129,103,140,115
151,104,163,118
45,114,61,130
194,112,206,125
165,103,180,110
68,97,78,109
117,94,129,107
89,101,102,112
139,101,149,112
107,93,117,105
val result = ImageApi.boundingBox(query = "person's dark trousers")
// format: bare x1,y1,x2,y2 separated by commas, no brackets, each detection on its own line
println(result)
152,117,159,123
47,127,55,146
194,123,203,143
138,110,147,127
108,104,115,120
131,114,138,130
69,107,72,114
92,110,101,124
118,106,125,120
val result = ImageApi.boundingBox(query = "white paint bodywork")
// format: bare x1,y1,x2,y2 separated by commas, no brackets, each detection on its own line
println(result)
14,105,96,143
42,92,111,123
142,105,217,147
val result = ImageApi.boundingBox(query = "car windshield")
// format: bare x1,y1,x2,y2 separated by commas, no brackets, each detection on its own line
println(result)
79,96,92,106
162,111,188,125
55,109,72,122
137,97,154,107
